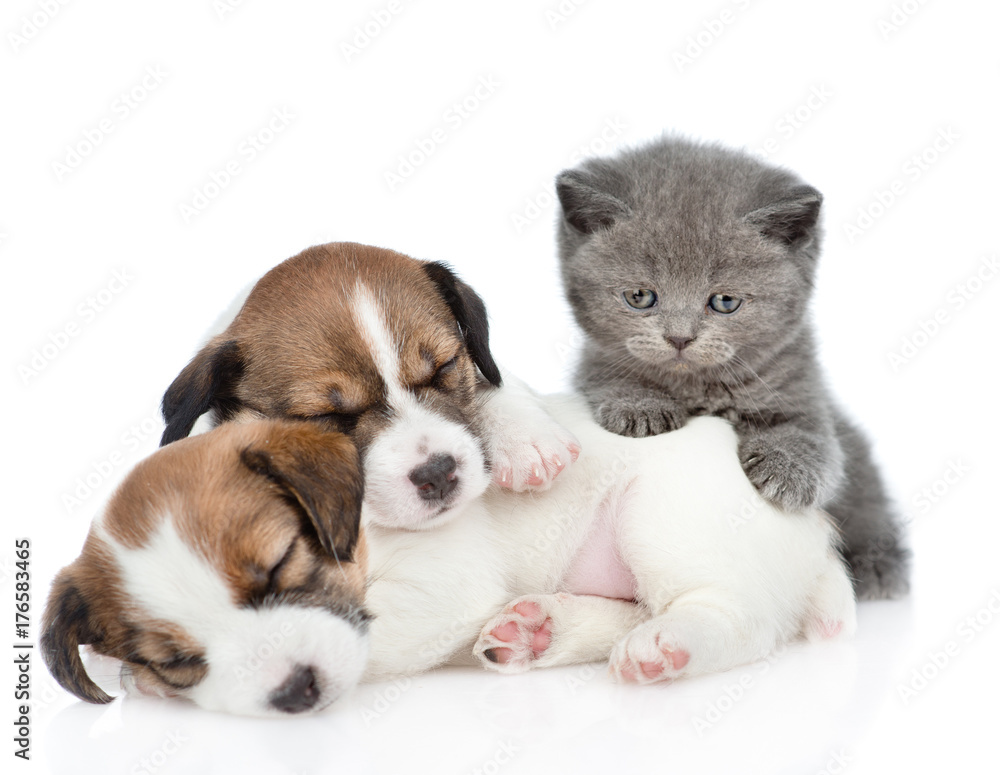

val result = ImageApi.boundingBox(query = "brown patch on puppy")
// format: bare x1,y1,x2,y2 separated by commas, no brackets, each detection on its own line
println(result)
42,420,368,704
160,243,500,450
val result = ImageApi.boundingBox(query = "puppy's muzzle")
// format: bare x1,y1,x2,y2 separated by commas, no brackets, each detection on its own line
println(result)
408,454,458,502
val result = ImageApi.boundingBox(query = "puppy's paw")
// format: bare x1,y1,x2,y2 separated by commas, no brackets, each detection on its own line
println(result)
803,616,849,642
609,622,691,684
474,597,555,673
740,438,823,511
596,394,686,438
489,419,580,492
802,555,859,642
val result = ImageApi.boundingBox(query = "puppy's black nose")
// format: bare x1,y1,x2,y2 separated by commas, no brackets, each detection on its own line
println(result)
408,454,458,501
269,665,320,714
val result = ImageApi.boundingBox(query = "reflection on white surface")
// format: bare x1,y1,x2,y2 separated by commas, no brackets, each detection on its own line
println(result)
35,600,913,775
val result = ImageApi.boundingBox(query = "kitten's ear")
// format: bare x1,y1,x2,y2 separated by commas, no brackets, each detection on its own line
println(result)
745,185,823,246
556,169,632,234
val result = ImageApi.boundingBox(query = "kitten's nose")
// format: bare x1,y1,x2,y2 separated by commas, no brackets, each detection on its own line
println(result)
667,336,694,351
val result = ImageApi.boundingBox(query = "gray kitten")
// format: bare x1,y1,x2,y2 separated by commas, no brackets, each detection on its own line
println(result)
555,136,909,600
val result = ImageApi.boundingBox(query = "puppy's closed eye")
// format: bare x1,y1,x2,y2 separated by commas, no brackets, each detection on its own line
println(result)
429,356,459,390
292,390,367,434
314,411,361,435
251,539,298,599
127,631,209,692
143,653,208,690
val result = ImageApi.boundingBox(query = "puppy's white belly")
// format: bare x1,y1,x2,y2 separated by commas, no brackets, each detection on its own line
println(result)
363,508,512,678
560,484,637,600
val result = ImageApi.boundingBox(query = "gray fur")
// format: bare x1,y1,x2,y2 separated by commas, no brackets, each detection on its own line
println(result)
555,136,910,600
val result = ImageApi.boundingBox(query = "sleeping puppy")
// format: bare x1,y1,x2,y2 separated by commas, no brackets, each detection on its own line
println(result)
41,420,369,717
159,242,581,531
158,243,857,687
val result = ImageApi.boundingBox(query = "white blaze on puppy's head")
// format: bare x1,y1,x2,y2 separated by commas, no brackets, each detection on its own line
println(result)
41,420,371,717
351,283,489,530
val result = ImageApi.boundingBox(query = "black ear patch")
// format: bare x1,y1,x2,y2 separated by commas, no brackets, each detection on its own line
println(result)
422,262,502,388
241,425,364,560
160,338,244,446
555,168,632,234
745,185,823,246
40,572,113,705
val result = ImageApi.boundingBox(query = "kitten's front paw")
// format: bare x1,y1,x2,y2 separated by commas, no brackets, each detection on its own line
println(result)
597,394,687,438
740,438,822,511
488,417,580,492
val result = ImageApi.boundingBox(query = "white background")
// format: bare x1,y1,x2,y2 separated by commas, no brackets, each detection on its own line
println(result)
3,0,999,773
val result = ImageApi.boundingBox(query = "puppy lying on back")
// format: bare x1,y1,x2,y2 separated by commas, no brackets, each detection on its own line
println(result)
160,242,581,527
41,421,370,716
157,242,856,689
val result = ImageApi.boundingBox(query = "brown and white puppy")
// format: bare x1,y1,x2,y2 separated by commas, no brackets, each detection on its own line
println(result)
41,420,369,717
160,242,580,530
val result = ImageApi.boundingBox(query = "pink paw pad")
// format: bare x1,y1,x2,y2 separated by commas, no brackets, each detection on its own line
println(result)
817,619,843,639
667,648,690,670
615,638,691,684
640,661,664,679
513,601,541,618
622,649,689,683
491,620,522,643
482,601,553,667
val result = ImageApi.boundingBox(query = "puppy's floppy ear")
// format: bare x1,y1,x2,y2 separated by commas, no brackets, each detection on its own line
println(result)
161,337,244,446
422,262,502,388
555,167,632,234
241,424,363,559
41,567,113,704
745,185,823,247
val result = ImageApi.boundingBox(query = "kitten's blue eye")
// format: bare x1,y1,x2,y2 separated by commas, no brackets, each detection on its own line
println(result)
708,294,742,314
623,289,657,309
